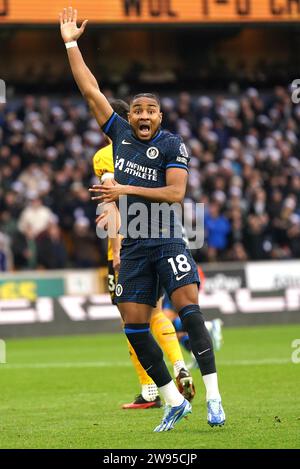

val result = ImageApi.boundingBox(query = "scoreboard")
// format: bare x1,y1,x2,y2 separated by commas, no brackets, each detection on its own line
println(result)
1,0,300,24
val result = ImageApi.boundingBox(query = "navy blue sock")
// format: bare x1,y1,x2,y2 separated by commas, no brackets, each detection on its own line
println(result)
124,323,172,387
178,305,216,376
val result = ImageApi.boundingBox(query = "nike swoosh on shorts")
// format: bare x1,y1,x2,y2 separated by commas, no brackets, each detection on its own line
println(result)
176,273,189,281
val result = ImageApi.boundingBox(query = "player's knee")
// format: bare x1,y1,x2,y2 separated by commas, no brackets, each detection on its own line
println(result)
119,304,152,324
171,284,199,312
178,305,212,347
178,304,204,325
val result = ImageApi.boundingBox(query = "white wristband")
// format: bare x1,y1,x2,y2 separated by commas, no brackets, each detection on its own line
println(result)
101,172,114,183
65,41,78,49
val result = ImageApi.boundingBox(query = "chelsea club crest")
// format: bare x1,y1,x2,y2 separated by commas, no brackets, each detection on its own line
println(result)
146,147,159,159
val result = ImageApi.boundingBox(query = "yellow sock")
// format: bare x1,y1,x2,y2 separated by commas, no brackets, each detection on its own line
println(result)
126,338,154,386
150,310,184,366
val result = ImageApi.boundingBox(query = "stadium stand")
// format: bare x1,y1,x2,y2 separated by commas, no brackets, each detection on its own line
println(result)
0,85,300,270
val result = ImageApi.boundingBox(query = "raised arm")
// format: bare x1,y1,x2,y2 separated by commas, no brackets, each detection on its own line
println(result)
59,6,113,127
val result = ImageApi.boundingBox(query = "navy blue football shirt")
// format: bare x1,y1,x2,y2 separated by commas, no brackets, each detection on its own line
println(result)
102,112,190,244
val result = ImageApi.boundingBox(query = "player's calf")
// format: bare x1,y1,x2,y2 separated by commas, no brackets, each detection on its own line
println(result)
178,305,216,376
124,323,172,387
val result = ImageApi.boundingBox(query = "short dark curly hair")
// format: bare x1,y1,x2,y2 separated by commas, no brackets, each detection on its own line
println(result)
131,93,160,107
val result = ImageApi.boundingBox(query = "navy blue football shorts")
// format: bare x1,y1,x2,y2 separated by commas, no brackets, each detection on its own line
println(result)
114,240,200,307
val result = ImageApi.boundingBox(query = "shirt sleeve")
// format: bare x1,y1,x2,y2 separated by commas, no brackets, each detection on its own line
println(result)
93,144,114,179
101,112,130,142
165,135,190,172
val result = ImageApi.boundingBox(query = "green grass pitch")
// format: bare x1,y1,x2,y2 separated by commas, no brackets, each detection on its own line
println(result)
0,324,299,449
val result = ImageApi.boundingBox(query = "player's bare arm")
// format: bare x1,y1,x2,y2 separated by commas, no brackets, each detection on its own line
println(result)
95,179,121,233
59,6,113,127
96,205,121,270
97,203,121,270
111,235,121,271
89,168,188,204
95,178,121,270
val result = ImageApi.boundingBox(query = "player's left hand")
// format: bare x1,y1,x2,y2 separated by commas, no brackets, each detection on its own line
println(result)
89,182,129,203
59,7,88,43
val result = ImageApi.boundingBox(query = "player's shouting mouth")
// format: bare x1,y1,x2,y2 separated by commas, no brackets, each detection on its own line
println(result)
130,97,162,140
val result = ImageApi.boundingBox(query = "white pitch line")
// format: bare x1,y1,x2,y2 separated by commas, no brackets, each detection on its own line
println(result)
218,358,292,366
0,358,294,369
0,361,131,369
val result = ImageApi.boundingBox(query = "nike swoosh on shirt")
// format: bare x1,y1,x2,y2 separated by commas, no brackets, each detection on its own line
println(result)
176,273,189,281
122,140,132,145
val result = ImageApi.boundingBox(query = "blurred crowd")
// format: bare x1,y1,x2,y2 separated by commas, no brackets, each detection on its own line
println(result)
6,56,298,95
1,85,300,271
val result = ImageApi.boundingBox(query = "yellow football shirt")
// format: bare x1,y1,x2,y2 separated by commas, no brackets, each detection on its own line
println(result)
93,143,114,179
92,143,114,261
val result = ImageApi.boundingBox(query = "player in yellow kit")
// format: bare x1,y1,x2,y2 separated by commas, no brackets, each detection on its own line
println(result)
93,99,195,408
